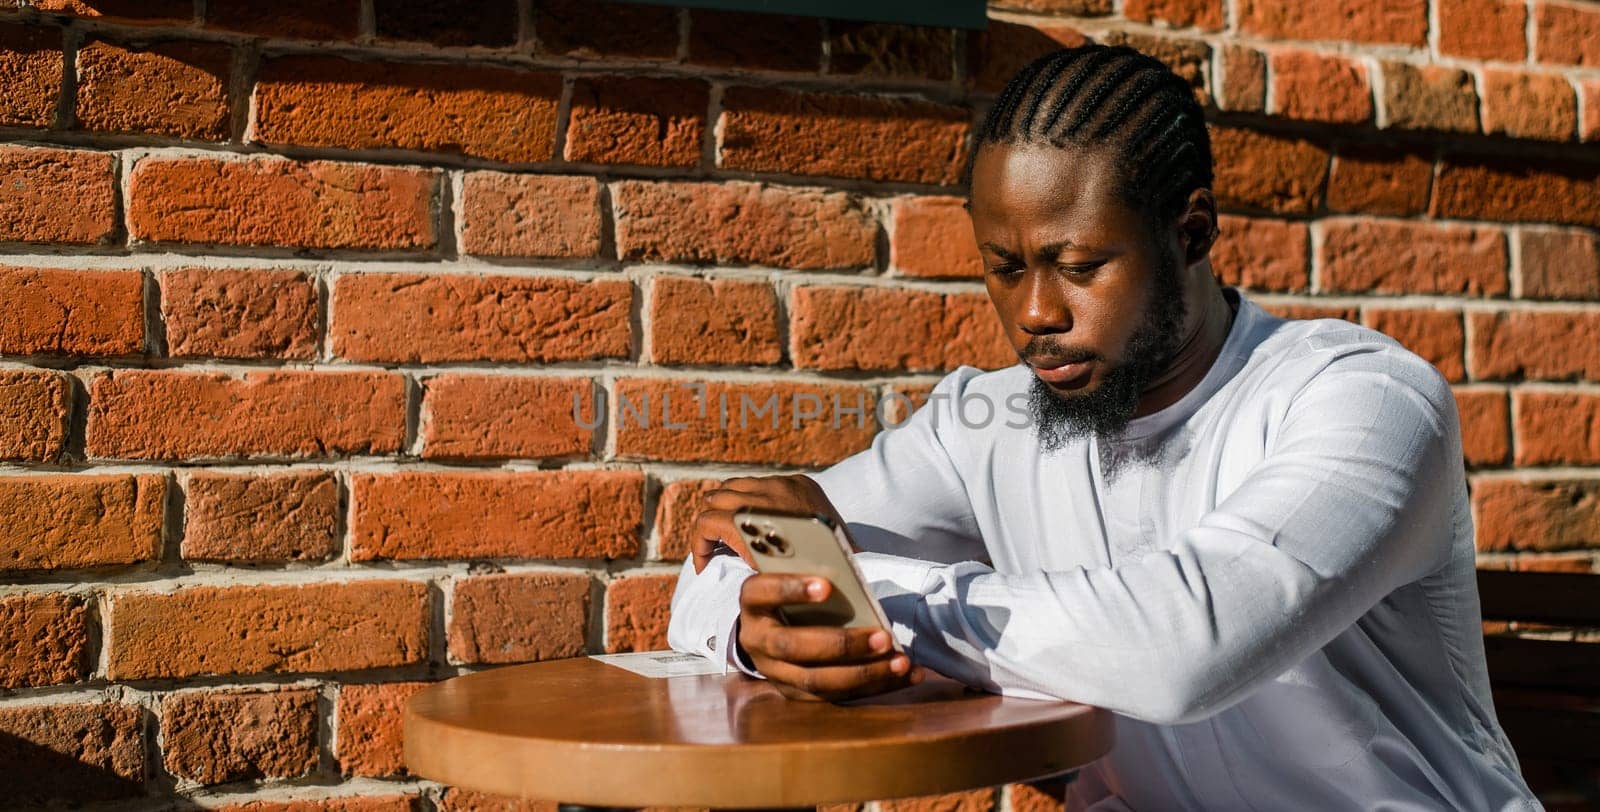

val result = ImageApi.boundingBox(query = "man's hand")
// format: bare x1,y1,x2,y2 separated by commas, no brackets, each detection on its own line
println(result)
738,572,925,702
688,474,924,700
691,474,851,574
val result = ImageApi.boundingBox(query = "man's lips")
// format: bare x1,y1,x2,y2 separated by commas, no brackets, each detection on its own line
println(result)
1028,357,1094,385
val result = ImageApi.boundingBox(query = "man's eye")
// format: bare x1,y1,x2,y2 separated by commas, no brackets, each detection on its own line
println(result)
1060,261,1105,275
988,264,1023,276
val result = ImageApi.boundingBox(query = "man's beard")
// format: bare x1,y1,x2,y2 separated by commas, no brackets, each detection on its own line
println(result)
1026,247,1188,452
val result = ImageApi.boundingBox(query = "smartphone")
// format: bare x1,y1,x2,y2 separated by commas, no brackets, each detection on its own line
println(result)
731,509,903,653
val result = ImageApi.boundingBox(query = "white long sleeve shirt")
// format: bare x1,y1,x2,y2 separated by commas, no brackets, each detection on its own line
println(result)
667,289,1538,810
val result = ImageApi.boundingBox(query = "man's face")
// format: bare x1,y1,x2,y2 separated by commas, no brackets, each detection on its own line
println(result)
967,142,1189,448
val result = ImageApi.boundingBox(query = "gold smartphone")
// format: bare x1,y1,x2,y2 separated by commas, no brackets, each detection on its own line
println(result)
731,509,903,653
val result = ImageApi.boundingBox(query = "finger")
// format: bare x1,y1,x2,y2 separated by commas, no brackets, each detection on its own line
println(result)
739,572,828,609
756,653,916,700
692,508,754,567
751,624,896,665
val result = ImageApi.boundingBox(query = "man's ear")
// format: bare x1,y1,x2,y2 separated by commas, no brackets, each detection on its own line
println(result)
1175,187,1219,266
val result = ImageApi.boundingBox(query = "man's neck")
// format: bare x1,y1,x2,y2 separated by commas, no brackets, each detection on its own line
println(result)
1130,282,1237,419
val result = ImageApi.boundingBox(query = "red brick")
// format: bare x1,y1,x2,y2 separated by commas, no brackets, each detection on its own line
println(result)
827,23,955,80
648,276,781,365
1270,51,1372,125
88,370,404,460
1454,387,1510,467
1535,1,1600,66
1482,70,1577,141
1238,0,1427,45
1211,215,1309,292
1327,147,1433,216
1581,79,1600,141
1379,63,1479,134
162,689,318,785
254,56,559,163
1362,308,1465,381
966,20,1089,95
613,377,878,466
0,266,143,356
332,273,631,363
605,572,677,653
652,477,720,562
336,682,430,777
790,286,1011,372
1099,33,1210,106
129,156,438,251
1518,228,1600,300
0,369,69,462
183,471,340,563
217,796,420,812
1319,219,1508,296
1514,390,1600,465
1125,0,1224,29
1220,46,1266,113
449,571,591,665
0,146,117,245
890,196,982,279
374,0,518,47
0,702,144,806
612,180,876,269
1473,478,1600,552
350,470,643,561
1263,303,1359,322
566,76,707,168
160,268,318,359
0,592,89,688
0,23,63,128
107,580,429,679
75,38,231,140
205,0,360,39
421,374,594,460
0,474,165,572
536,0,679,60
437,790,553,812
719,87,969,186
1433,155,1600,228
1011,782,1065,812
686,9,820,72
1439,0,1529,60
1210,126,1329,214
29,0,190,21
1468,310,1600,381
879,788,997,812
459,173,602,259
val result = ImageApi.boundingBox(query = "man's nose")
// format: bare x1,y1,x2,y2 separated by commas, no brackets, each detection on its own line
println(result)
1016,270,1071,335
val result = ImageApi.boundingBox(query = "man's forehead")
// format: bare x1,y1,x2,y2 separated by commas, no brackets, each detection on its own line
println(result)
966,142,1126,219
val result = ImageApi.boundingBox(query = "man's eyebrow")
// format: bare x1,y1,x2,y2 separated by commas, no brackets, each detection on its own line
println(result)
978,241,1084,262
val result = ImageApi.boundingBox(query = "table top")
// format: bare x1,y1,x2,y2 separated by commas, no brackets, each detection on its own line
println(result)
404,654,1113,808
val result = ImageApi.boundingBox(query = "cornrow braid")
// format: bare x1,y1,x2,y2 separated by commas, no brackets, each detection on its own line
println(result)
965,43,1215,237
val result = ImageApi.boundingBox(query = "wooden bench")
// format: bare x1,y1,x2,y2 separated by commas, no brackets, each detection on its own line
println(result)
1477,568,1600,807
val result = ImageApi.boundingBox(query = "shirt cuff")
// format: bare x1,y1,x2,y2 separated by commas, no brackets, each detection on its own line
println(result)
853,551,943,655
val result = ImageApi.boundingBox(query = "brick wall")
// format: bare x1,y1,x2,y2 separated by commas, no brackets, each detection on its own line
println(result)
0,0,1596,808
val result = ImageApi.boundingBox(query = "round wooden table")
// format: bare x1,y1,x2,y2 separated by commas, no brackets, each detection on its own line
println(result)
404,655,1113,808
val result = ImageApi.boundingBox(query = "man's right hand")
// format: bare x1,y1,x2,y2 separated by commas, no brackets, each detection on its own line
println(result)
737,571,925,702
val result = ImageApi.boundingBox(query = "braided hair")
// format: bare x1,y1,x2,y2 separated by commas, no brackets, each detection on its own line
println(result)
965,43,1215,241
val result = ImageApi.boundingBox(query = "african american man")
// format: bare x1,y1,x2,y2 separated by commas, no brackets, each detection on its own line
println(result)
666,44,1537,811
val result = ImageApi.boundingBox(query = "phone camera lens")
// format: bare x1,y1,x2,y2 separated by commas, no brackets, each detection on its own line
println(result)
749,538,770,554
768,534,789,554
739,521,758,535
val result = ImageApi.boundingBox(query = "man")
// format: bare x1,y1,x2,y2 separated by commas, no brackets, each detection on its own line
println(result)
667,44,1538,810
